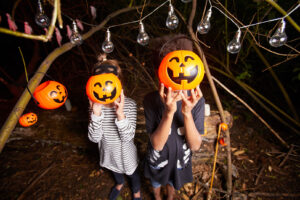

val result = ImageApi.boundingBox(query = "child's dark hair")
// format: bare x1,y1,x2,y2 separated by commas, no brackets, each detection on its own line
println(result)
92,54,123,81
151,34,194,69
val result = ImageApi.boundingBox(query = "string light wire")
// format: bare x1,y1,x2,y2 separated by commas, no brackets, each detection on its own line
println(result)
53,0,299,53
60,0,298,35
240,3,300,29
206,2,300,30
108,0,169,29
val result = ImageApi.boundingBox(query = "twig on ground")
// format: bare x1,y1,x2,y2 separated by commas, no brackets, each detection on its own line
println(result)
248,192,300,198
17,163,55,200
255,166,266,185
279,144,295,167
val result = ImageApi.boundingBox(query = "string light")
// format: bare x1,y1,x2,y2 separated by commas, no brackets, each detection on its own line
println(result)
208,3,300,53
102,29,114,53
197,7,212,34
101,0,169,53
137,21,150,46
166,1,179,30
97,0,298,54
269,19,288,47
70,21,83,46
227,29,242,54
35,0,50,28
38,0,298,52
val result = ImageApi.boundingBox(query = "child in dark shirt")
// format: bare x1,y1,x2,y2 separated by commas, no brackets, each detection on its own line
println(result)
143,35,205,200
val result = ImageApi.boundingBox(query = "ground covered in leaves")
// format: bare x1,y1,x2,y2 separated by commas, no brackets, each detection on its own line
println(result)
1,85,300,200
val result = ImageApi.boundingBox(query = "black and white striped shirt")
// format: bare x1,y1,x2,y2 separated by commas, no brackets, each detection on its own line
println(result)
88,97,138,175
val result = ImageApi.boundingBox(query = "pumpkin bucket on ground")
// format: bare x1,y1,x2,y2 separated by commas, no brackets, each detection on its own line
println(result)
86,73,122,104
158,50,205,90
19,113,38,127
33,80,68,109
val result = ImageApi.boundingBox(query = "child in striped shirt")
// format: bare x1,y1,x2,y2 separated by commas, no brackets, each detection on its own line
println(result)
88,54,141,200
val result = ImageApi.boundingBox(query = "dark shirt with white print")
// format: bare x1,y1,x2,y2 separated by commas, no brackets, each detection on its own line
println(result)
143,91,205,190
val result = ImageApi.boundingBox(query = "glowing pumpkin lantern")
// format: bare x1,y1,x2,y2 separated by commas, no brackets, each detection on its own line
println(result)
86,73,122,104
33,80,68,109
158,50,205,90
19,112,38,127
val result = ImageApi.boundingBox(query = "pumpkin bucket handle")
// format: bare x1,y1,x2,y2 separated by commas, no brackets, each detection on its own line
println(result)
26,85,40,105
25,72,55,105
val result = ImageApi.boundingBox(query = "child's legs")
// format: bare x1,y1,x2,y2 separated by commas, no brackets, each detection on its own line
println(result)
151,180,175,200
127,168,141,194
153,186,162,200
166,184,175,200
111,171,124,189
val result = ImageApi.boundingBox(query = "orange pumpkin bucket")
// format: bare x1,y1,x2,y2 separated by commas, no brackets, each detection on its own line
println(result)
33,80,68,109
19,112,38,127
158,50,205,90
86,73,122,104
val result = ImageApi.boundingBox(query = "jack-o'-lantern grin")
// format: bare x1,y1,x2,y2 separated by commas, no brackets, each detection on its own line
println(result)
166,55,199,85
50,85,67,103
93,81,117,102
167,65,198,84
158,50,204,90
26,116,37,124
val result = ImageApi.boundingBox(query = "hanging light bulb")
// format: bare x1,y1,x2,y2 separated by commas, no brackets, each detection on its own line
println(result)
166,3,179,30
137,21,150,46
197,8,212,34
227,29,242,54
269,19,288,47
102,29,114,53
35,0,50,28
181,0,192,3
70,21,83,46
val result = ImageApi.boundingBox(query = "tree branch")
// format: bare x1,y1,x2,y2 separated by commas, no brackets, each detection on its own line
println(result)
0,5,141,153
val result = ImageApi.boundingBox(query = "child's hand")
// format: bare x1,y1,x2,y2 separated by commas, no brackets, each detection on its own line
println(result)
89,99,102,116
159,83,182,115
180,86,203,116
114,90,125,120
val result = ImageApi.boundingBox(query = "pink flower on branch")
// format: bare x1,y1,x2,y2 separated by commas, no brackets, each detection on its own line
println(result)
24,22,33,34
55,27,62,46
6,13,18,31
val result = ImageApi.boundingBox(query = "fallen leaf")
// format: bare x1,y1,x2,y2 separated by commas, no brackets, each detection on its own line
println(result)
181,193,190,200
234,150,245,156
231,147,237,152
268,165,272,172
242,183,246,190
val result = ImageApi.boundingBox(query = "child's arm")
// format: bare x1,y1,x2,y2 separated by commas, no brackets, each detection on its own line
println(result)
181,86,203,151
150,84,181,151
88,100,104,143
115,92,137,142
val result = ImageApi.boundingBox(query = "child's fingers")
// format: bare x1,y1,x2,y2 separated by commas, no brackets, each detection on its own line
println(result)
174,90,182,102
159,83,165,101
183,90,188,98
166,87,172,101
180,90,188,103
120,89,125,103
89,99,93,108
196,86,202,99
191,88,196,101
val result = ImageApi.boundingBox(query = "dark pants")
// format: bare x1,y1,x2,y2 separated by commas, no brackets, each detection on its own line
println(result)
111,168,141,193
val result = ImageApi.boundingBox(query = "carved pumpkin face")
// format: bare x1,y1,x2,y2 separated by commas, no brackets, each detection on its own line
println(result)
19,112,38,127
158,50,205,90
33,80,68,109
86,73,122,104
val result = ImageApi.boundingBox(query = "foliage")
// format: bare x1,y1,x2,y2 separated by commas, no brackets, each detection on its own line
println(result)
0,0,299,137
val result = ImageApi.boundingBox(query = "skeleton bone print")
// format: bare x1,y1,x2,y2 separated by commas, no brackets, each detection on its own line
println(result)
177,127,191,169
148,127,191,169
148,129,172,169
